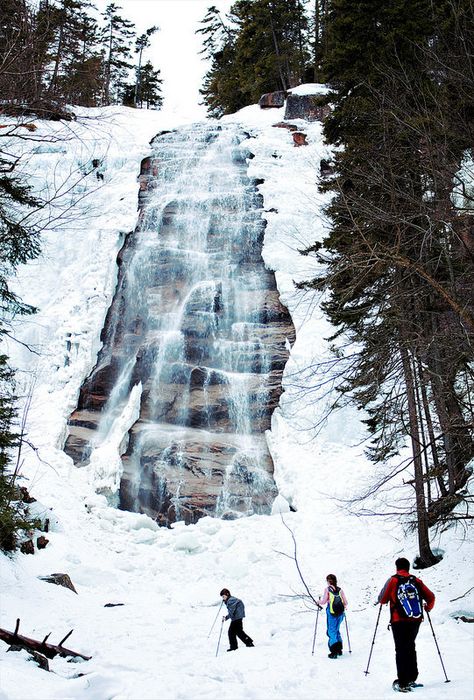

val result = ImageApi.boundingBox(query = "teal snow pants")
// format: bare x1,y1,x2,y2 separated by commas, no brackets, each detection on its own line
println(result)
326,607,344,651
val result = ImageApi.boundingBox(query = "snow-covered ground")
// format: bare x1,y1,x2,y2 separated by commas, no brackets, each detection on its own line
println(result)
0,100,472,700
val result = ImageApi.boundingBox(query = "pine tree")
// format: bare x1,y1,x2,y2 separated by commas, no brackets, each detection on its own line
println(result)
0,132,41,551
300,0,474,566
0,0,42,106
198,0,311,116
101,2,135,105
138,61,163,109
64,9,103,106
0,354,31,551
46,0,85,97
134,26,158,107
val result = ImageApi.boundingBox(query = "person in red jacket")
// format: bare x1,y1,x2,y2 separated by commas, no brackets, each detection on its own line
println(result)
378,557,435,693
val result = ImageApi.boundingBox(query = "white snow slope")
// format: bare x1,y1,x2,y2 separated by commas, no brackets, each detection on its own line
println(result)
0,100,472,700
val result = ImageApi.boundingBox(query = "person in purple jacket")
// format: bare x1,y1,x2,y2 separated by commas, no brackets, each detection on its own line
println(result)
220,588,254,651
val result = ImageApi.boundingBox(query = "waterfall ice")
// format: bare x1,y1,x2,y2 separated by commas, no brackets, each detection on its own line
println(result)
65,123,295,524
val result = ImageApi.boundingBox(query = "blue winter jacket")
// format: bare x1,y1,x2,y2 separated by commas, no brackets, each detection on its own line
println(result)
224,596,245,621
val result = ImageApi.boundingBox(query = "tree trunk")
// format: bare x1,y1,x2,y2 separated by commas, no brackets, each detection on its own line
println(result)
48,23,63,94
399,344,437,567
417,358,447,498
104,23,113,105
0,619,91,661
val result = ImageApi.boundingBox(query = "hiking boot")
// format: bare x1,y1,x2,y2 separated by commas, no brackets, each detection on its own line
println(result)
408,682,423,688
246,642,254,647
227,648,237,652
392,680,412,693
328,652,338,659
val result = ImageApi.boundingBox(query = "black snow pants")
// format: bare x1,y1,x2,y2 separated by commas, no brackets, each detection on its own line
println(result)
391,620,422,686
228,619,253,650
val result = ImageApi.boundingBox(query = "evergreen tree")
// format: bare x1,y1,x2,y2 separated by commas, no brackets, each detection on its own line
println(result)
138,61,163,109
101,2,135,105
308,0,331,81
0,354,31,551
300,0,474,566
134,26,158,107
197,5,240,117
46,0,85,96
0,0,43,106
0,133,41,551
63,9,103,106
198,0,311,116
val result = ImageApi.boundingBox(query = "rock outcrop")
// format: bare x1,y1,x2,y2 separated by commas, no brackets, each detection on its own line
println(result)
284,93,331,122
259,91,287,108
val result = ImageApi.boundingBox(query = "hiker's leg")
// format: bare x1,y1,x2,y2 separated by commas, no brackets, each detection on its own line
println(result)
326,607,339,652
392,622,412,687
405,621,421,683
334,613,344,646
228,621,238,650
235,619,253,646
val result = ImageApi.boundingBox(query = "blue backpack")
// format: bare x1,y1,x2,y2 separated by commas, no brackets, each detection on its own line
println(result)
395,575,423,618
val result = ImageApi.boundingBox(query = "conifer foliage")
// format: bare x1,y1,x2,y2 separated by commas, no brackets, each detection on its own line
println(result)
198,0,312,116
0,0,163,112
0,125,43,550
299,0,474,565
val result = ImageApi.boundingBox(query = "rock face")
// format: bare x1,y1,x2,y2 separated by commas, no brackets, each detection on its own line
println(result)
64,124,295,525
284,93,331,121
259,91,287,108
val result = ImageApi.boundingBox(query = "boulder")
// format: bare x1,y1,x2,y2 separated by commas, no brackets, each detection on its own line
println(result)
284,93,331,121
259,91,287,109
293,132,308,147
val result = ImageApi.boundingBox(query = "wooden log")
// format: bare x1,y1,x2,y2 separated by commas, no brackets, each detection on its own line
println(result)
8,645,50,671
0,620,91,660
38,573,77,593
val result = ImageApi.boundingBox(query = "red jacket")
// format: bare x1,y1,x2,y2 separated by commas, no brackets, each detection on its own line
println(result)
378,568,435,623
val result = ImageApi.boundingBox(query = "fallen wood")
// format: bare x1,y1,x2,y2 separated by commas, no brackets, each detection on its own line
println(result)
38,573,77,594
8,645,49,671
0,619,91,660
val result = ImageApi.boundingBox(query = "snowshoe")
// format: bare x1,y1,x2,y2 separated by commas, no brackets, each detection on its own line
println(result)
409,682,424,688
393,680,412,693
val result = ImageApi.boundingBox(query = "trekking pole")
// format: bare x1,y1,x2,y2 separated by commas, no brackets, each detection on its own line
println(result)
215,618,224,657
311,604,322,655
207,600,223,638
426,610,450,683
364,604,382,676
344,614,352,653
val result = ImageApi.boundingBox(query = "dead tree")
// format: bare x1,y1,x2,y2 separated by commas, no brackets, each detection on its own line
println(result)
0,619,91,661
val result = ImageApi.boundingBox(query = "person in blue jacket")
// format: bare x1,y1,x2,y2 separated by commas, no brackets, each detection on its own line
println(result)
220,588,254,651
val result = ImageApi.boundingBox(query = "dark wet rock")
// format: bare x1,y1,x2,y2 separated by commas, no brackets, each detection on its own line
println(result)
259,91,287,108
284,93,331,121
293,132,308,147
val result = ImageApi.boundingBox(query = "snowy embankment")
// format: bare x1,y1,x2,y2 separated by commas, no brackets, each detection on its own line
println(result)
0,103,472,700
